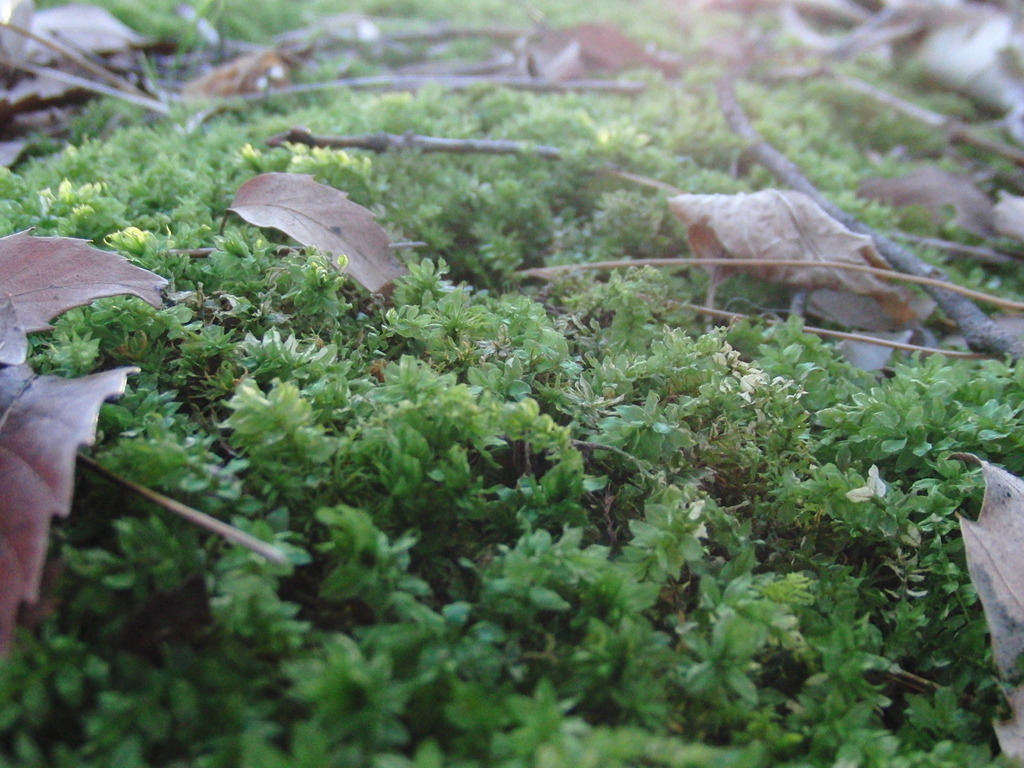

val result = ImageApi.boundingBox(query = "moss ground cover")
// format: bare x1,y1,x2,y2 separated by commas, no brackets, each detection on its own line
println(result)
4,0,1024,765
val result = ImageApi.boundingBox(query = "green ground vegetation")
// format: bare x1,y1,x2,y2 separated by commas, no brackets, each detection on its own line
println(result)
4,0,1024,766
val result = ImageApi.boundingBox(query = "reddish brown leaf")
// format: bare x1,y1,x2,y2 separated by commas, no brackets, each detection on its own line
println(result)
668,189,919,324
0,364,135,655
0,230,167,365
229,173,406,293
857,167,997,237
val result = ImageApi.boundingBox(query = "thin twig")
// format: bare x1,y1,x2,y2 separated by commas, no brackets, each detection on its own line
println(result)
772,65,1024,166
380,24,526,43
891,232,1017,265
267,126,563,158
519,256,1024,312
78,454,288,564
265,126,682,193
0,21,154,99
237,74,645,101
717,73,1024,358
0,54,170,115
686,304,990,359
830,70,1024,168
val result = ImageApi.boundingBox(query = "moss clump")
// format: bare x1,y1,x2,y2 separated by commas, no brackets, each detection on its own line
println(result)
1,1,1021,766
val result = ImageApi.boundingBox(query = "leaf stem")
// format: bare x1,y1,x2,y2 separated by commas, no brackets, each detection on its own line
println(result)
77,454,288,564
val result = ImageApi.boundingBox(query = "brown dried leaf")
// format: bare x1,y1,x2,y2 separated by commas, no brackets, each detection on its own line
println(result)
229,173,406,293
953,453,1024,678
0,364,135,655
182,50,290,100
994,192,1024,241
953,453,1024,760
0,0,34,61
996,686,1024,760
27,3,147,60
0,230,167,365
857,167,997,237
807,288,934,331
668,189,918,323
518,23,679,81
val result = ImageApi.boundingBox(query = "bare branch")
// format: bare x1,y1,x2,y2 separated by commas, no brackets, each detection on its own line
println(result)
266,126,563,158
265,126,682,193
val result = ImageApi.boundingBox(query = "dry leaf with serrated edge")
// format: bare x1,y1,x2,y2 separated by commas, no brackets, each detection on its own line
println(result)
857,167,996,237
0,230,167,365
668,189,918,324
0,364,135,655
229,173,406,293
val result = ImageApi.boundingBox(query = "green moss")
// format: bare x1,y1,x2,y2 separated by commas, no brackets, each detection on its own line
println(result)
3,0,1022,766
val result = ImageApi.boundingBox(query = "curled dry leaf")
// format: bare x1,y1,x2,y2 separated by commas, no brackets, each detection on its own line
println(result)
229,172,406,293
952,453,1024,678
182,49,290,100
857,167,997,238
953,452,1024,760
668,189,919,324
0,230,167,365
0,364,136,655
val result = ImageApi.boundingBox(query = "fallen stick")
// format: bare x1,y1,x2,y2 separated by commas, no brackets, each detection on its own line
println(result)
0,54,170,115
267,126,563,158
265,126,681,192
717,73,1024,359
